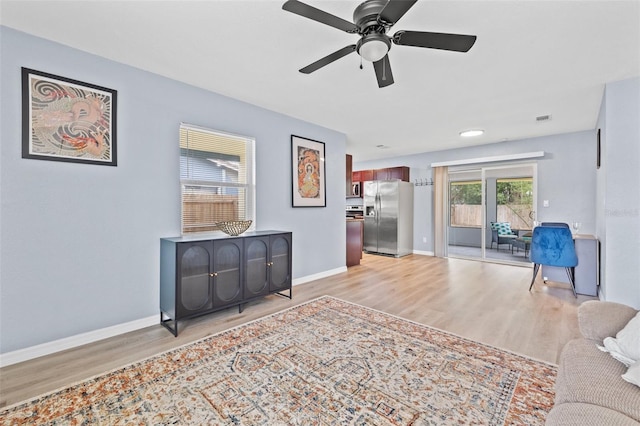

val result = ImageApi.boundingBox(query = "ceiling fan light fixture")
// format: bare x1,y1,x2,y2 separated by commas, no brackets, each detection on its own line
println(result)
460,129,484,137
357,34,390,62
282,0,477,88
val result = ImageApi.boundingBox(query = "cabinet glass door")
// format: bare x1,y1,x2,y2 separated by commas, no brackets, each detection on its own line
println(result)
244,237,269,297
178,244,212,315
270,235,291,291
212,240,242,307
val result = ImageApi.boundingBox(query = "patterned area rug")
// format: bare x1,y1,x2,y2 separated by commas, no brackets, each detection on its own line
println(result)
0,296,557,425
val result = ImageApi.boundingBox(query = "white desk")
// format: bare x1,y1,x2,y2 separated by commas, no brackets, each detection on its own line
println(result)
542,234,599,296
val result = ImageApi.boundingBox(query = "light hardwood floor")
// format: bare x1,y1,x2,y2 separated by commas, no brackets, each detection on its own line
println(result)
0,254,595,408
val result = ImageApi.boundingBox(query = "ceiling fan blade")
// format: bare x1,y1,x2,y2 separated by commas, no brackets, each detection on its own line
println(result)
373,55,394,88
393,30,477,52
283,0,358,33
378,0,418,25
299,45,357,74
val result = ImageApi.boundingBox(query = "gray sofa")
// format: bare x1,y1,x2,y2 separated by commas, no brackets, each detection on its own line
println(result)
546,301,640,425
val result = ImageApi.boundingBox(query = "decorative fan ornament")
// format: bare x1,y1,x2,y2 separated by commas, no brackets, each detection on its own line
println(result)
283,0,477,87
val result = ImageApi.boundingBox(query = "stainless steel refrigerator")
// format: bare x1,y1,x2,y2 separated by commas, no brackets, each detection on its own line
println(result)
364,180,414,257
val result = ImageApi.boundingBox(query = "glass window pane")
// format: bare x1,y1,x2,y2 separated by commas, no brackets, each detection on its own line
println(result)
496,178,533,231
180,149,240,183
449,180,482,227
180,125,254,234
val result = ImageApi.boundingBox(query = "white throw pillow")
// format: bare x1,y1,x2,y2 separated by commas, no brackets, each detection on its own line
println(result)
598,311,640,367
622,361,640,388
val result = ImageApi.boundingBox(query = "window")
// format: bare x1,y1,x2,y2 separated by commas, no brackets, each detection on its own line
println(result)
180,124,255,234
449,180,482,227
496,178,533,230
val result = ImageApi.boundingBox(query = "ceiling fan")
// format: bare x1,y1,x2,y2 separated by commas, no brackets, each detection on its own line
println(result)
282,0,477,88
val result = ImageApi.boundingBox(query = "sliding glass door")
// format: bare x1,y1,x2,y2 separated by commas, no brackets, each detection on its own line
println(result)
447,163,536,265
483,165,536,264
448,170,483,259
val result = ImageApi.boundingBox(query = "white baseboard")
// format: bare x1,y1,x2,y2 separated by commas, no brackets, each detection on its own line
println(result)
413,250,435,256
1,267,349,367
293,266,347,286
0,315,158,368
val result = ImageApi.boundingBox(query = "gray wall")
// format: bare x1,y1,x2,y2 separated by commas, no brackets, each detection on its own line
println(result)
485,178,498,245
355,130,597,255
596,77,640,309
448,227,482,248
0,27,347,353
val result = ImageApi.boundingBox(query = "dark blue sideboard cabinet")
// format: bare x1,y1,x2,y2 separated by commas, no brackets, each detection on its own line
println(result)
160,230,292,336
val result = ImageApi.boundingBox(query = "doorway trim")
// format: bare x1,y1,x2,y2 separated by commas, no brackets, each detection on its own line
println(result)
431,151,544,168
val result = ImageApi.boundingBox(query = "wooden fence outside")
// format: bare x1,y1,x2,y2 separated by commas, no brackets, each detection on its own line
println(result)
183,194,239,233
451,204,533,230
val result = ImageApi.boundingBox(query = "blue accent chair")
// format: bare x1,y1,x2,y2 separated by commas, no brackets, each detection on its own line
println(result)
528,225,578,297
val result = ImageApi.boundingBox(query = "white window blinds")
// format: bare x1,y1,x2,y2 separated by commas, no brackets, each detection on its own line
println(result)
180,124,255,234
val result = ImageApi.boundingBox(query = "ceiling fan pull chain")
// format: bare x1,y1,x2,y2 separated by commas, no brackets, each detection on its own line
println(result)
360,55,363,70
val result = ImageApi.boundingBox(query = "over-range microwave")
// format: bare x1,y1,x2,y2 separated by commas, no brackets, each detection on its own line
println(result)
351,182,361,197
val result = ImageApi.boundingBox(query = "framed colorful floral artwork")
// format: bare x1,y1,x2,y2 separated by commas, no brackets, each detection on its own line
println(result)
291,135,326,207
22,67,117,166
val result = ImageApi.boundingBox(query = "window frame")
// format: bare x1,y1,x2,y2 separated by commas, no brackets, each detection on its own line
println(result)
179,123,255,235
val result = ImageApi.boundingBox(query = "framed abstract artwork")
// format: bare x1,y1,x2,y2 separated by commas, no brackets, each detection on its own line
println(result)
22,67,117,166
291,135,326,207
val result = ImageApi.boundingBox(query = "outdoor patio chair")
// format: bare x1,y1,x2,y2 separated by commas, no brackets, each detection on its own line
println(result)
490,222,517,250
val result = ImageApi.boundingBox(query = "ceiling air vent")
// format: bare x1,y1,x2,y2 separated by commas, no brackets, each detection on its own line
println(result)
536,114,552,122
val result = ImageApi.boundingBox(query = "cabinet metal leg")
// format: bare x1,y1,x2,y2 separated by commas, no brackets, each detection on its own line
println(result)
160,312,178,337
274,288,293,300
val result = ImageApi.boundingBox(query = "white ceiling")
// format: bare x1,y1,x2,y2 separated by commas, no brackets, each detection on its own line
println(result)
2,0,639,161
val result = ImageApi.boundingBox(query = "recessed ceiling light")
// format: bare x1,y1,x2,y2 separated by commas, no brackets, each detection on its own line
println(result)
460,129,484,137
